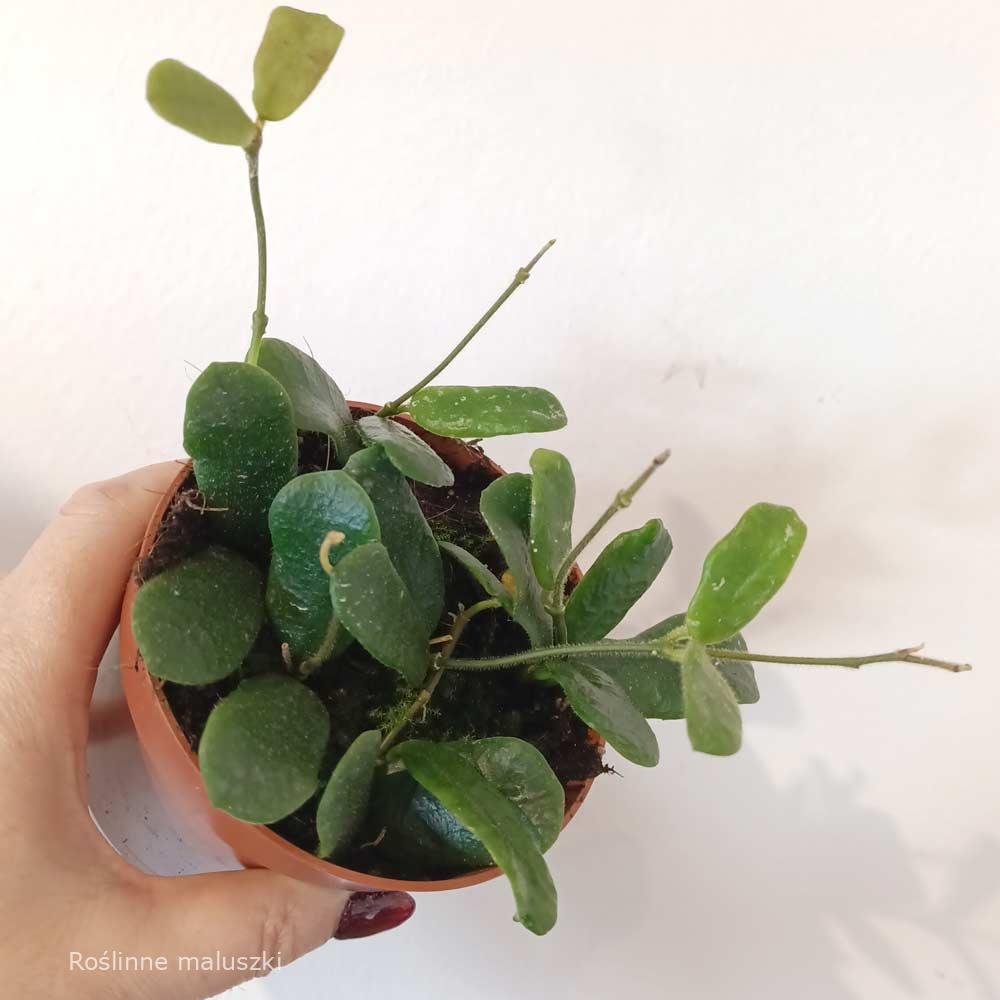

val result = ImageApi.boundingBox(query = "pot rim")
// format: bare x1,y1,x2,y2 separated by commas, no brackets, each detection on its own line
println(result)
119,402,601,893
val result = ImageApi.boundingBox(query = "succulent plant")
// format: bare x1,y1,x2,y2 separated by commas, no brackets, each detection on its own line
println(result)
133,6,970,936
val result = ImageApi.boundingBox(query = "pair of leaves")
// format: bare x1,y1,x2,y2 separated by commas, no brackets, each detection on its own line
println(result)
184,361,299,551
265,471,379,661
133,547,265,685
408,386,566,439
200,673,330,823
147,7,343,146
257,338,362,462
389,739,561,935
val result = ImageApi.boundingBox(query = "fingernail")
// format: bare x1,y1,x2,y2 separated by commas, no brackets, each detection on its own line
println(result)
334,891,416,940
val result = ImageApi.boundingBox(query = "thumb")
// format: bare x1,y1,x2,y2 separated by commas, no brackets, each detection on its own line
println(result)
142,869,414,998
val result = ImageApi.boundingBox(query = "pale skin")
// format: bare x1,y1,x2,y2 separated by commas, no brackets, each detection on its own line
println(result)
0,463,411,999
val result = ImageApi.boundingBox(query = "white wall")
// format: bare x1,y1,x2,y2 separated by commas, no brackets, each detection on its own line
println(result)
4,2,1000,998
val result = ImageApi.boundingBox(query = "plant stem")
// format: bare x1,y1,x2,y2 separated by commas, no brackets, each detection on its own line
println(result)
298,619,343,678
377,239,557,416
443,639,666,672
703,644,972,673
378,598,501,756
244,126,268,366
548,449,671,641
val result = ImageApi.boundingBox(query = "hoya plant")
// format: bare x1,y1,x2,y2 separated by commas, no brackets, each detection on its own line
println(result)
133,7,969,936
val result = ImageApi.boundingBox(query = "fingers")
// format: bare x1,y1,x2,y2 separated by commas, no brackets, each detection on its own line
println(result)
145,870,414,998
3,463,181,730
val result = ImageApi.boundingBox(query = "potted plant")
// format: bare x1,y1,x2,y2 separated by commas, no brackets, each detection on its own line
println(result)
122,6,969,936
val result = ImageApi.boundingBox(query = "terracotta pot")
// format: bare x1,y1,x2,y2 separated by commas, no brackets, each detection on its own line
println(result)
119,402,601,893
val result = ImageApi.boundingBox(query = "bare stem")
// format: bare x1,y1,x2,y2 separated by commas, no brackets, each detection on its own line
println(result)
703,644,972,673
244,125,268,366
298,619,344,678
548,449,671,641
378,239,557,416
443,639,666,672
378,598,501,756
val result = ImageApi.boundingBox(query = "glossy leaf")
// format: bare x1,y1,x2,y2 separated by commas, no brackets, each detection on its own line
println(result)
344,446,444,634
687,502,807,645
480,474,552,647
146,60,257,146
530,659,659,766
681,641,743,756
316,729,381,860
438,541,512,611
371,737,564,872
266,471,379,661
253,6,344,121
356,416,454,488
529,449,575,591
199,674,330,823
408,386,567,438
329,542,429,685
564,519,672,642
257,338,361,460
132,547,263,685
390,740,558,935
184,362,299,551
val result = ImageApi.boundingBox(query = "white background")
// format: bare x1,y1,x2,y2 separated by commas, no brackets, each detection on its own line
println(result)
3,1,1000,997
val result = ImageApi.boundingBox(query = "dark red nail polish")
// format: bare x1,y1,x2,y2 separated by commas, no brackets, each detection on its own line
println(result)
334,891,415,940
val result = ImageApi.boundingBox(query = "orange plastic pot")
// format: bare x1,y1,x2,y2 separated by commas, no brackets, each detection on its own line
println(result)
119,402,601,894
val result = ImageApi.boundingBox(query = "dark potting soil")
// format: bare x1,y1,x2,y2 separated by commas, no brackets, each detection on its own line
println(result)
145,429,606,878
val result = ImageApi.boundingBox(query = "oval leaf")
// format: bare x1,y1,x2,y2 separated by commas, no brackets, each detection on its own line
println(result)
184,362,299,552
199,674,330,823
371,737,564,873
409,386,567,438
329,542,429,685
257,338,361,460
480,474,553,647
438,541,512,612
344,446,444,634
266,471,380,661
681,641,742,756
389,740,558,935
146,60,257,146
530,659,659,766
356,415,454,488
253,6,345,121
564,519,672,643
687,502,807,645
529,449,575,591
133,547,263,685
316,729,381,860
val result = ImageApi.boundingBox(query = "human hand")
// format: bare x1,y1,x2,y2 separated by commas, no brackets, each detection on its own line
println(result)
0,464,414,1000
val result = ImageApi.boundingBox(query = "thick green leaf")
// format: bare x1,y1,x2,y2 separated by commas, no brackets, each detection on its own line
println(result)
199,674,330,823
408,386,567,438
681,641,742,756
344,446,444,634
390,741,558,935
133,547,263,685
146,60,257,146
184,362,299,551
530,659,659,766
257,338,361,460
329,542,429,685
253,6,344,121
564,519,672,643
266,471,380,661
371,737,564,872
687,502,807,645
316,729,381,860
356,416,454,488
529,449,575,591
480,474,552,647
438,541,512,611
